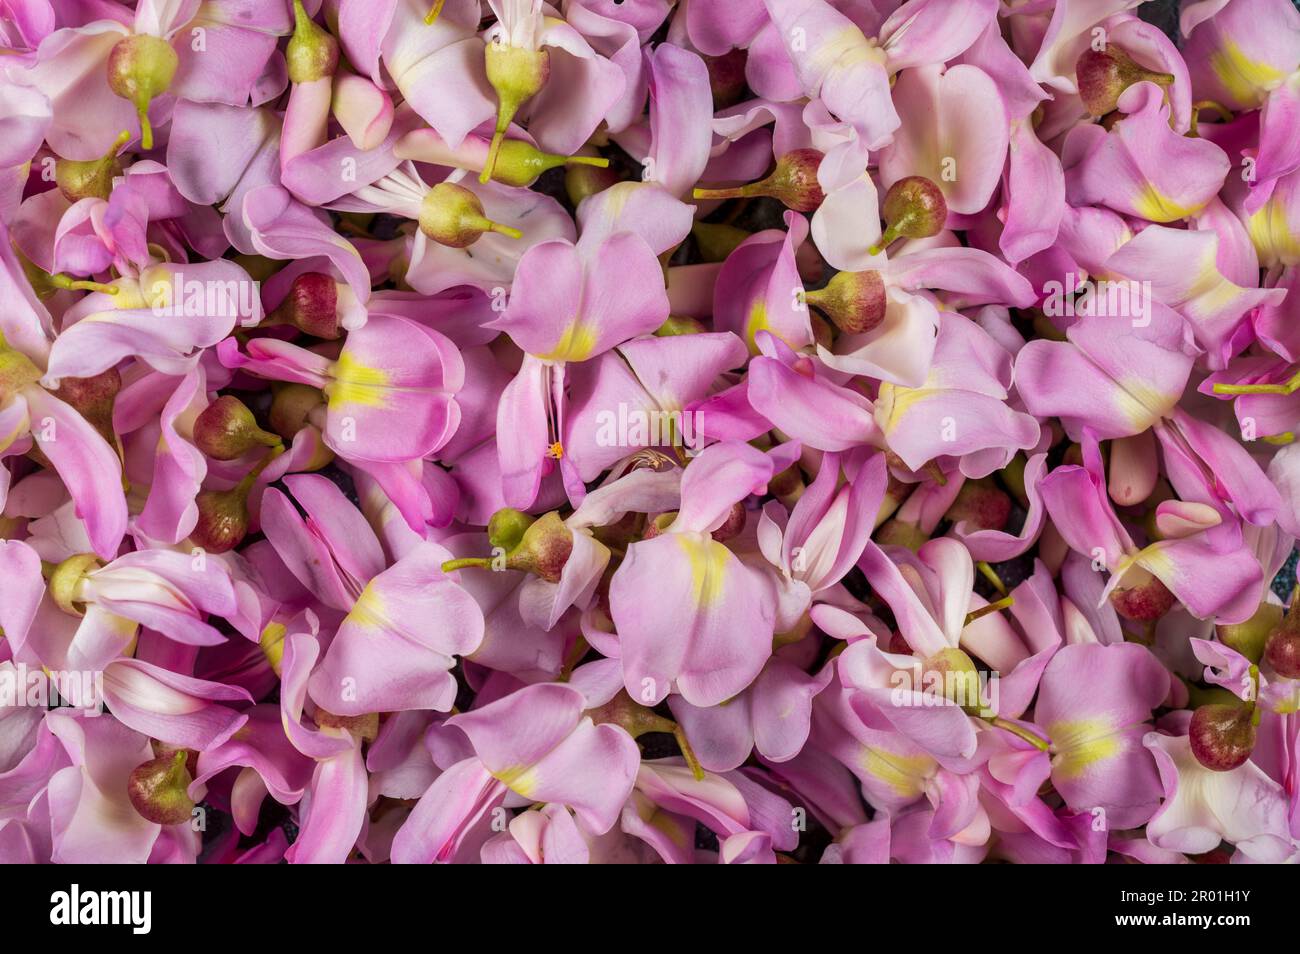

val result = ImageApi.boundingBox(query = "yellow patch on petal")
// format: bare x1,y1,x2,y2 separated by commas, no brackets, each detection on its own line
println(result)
1132,542,1179,586
1211,39,1284,107
1247,199,1300,268
861,746,931,798
329,351,390,408
874,375,942,436
1115,377,1178,431
811,26,886,74
1132,184,1202,223
541,322,597,362
494,763,540,797
1049,719,1120,779
346,583,387,630
678,534,729,608
743,299,769,354
596,182,637,223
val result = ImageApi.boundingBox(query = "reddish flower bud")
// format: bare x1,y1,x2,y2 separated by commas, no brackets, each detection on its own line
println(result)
193,395,282,460
802,269,887,335
705,49,748,110
1109,571,1175,622
1189,703,1256,772
693,149,826,212
871,176,947,254
127,750,195,825
1264,601,1300,678
1076,45,1174,118
945,478,1012,532
191,487,250,554
506,511,573,583
265,272,341,340
52,367,121,449
191,447,280,553
711,502,747,542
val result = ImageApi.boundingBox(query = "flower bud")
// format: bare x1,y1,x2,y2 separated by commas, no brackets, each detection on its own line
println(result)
265,271,341,339
1076,45,1175,118
269,382,326,439
481,42,551,183
286,0,339,83
1264,599,1300,678
56,129,130,201
419,182,522,247
1217,603,1283,665
506,511,573,583
945,478,1012,532
190,445,279,553
487,507,535,552
654,315,708,336
998,455,1030,508
1109,569,1175,622
564,154,620,205
769,464,804,510
870,176,947,254
922,647,984,714
874,518,927,551
691,221,751,263
1189,703,1256,772
191,487,251,553
1264,628,1300,678
489,138,610,188
705,49,748,110
315,709,380,742
587,690,705,780
127,750,195,825
641,511,677,540
52,367,121,449
693,148,826,212
49,553,100,616
801,270,887,335
590,511,645,550
193,395,282,460
106,34,178,150
711,502,747,542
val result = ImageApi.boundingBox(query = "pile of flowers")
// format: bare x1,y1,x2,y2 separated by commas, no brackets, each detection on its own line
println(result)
0,0,1298,865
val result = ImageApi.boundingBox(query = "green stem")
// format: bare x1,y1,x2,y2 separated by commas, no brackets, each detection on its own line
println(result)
986,716,1050,751
1212,368,1300,396
48,273,118,295
441,557,492,573
976,561,1007,596
964,595,1014,627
